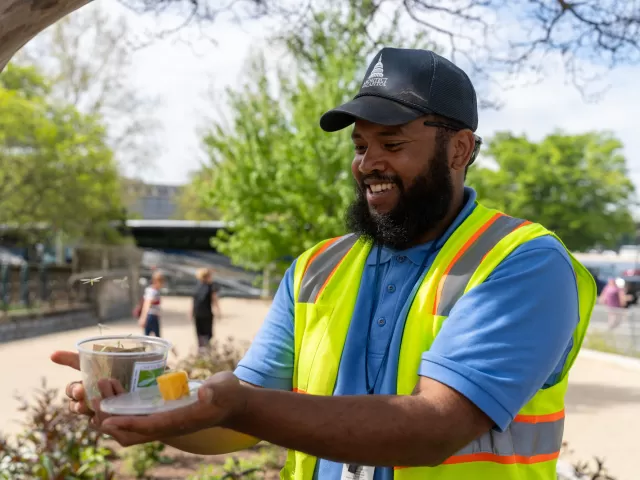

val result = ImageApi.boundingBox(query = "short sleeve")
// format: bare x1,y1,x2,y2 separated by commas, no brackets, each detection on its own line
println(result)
419,235,579,432
234,260,297,390
143,286,155,300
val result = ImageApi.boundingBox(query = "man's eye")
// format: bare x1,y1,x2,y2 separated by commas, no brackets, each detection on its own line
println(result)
385,143,403,150
354,145,367,153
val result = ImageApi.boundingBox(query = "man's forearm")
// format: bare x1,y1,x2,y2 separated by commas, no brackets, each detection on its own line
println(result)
164,426,260,455
222,387,459,467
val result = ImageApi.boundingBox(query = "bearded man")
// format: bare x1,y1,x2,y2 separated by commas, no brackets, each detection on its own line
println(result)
53,47,596,480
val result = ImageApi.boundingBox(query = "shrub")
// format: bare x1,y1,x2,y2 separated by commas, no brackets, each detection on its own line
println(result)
187,456,266,480
253,444,286,470
558,442,618,480
120,441,174,479
176,336,250,380
0,378,115,479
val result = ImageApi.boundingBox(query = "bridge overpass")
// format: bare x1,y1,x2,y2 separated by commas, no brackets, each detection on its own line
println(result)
119,220,264,299
120,219,228,251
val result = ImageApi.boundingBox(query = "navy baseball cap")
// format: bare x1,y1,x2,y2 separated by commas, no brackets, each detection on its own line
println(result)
320,47,478,133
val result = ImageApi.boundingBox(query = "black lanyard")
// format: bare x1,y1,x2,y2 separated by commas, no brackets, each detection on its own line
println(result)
364,237,443,394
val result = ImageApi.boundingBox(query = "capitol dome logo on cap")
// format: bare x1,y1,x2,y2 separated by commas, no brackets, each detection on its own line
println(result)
362,54,387,89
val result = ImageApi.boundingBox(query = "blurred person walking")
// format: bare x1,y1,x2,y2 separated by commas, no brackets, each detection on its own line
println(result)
192,268,222,349
137,270,165,337
599,277,628,329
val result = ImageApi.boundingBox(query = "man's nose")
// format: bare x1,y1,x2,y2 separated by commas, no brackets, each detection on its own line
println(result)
358,146,386,175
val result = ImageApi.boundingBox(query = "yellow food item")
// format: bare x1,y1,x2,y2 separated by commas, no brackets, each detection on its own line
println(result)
157,370,190,401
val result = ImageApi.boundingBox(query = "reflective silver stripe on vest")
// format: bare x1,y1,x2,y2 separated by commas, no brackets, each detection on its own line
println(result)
450,416,564,460
298,234,358,304
436,215,527,316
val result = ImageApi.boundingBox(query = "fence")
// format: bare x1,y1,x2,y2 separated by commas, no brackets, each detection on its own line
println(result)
0,244,143,325
0,263,89,318
585,304,640,358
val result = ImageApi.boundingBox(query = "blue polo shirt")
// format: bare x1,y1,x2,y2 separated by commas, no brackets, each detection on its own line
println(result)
234,187,579,480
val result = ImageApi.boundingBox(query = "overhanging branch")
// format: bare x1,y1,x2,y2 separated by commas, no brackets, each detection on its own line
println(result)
0,0,92,72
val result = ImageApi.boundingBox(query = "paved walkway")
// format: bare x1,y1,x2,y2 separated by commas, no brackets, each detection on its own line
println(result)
1,297,638,479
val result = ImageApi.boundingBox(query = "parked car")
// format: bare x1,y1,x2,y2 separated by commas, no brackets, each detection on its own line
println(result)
0,247,26,266
586,267,606,296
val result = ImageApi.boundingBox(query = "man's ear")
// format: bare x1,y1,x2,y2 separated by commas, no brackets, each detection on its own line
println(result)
450,130,476,173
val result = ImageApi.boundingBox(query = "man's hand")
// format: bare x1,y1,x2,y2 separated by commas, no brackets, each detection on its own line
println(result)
100,371,247,441
51,351,158,447
52,350,249,446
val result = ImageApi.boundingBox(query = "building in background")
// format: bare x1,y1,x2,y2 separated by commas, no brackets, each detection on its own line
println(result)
124,180,183,220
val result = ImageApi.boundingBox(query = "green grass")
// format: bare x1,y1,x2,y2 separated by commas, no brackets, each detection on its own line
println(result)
1,303,42,314
583,331,640,359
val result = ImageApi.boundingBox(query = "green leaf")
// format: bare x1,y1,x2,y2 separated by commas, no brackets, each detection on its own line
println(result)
138,377,157,388
467,130,636,251
0,63,124,244
183,0,435,279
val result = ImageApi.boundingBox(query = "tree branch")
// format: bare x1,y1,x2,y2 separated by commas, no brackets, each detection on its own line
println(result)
0,0,92,72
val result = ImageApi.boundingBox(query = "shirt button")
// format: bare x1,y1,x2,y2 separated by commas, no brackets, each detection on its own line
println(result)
378,318,386,326
387,284,396,293
397,256,406,263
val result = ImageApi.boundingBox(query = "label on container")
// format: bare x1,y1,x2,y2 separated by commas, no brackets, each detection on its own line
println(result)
131,359,166,392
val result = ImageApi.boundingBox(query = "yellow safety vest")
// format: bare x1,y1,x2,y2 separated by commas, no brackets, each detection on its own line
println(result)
282,202,596,480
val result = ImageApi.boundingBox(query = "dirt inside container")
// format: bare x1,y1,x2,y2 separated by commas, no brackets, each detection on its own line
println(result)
79,337,169,410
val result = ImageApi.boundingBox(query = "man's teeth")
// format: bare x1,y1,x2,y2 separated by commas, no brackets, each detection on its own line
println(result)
369,183,395,193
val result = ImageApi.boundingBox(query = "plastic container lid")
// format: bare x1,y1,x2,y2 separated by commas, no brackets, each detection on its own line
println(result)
77,335,172,357
100,380,203,415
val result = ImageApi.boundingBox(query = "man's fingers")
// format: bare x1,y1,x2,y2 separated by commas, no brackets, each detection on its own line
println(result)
51,351,80,371
97,378,117,398
69,399,93,416
75,401,93,416
102,415,151,433
65,381,85,402
103,410,186,435
103,402,211,437
100,425,153,447
111,378,126,395
91,397,114,427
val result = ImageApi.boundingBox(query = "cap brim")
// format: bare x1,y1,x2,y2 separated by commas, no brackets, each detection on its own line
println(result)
319,96,427,132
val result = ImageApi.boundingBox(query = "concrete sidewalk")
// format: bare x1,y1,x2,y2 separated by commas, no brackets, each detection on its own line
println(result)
560,351,640,480
1,297,638,479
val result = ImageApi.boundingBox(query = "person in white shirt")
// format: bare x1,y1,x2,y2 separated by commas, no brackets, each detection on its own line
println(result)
138,270,164,337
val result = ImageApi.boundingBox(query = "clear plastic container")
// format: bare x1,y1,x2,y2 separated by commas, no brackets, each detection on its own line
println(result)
76,335,172,410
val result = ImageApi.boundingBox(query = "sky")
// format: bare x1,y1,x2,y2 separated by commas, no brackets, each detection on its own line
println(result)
72,1,640,191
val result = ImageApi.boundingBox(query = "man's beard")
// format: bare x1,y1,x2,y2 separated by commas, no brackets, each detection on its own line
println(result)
345,145,453,250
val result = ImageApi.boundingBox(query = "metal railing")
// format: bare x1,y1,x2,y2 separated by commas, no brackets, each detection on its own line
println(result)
585,304,640,357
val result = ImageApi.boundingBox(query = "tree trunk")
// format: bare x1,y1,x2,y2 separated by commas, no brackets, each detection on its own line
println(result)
261,264,272,299
0,0,91,72
54,230,65,265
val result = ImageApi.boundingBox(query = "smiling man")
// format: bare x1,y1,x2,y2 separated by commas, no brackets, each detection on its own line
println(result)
53,47,596,480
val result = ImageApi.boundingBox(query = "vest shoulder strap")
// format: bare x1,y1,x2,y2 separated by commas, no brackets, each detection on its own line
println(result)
435,212,532,316
297,233,359,304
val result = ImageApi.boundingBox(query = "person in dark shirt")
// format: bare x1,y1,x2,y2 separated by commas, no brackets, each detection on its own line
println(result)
192,268,222,349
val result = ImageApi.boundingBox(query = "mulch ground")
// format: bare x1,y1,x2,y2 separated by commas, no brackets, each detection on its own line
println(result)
109,441,286,479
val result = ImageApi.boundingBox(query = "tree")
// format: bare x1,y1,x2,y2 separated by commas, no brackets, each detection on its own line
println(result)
14,3,160,173
174,169,220,221
0,63,125,244
2,0,639,101
466,131,636,251
194,0,429,274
